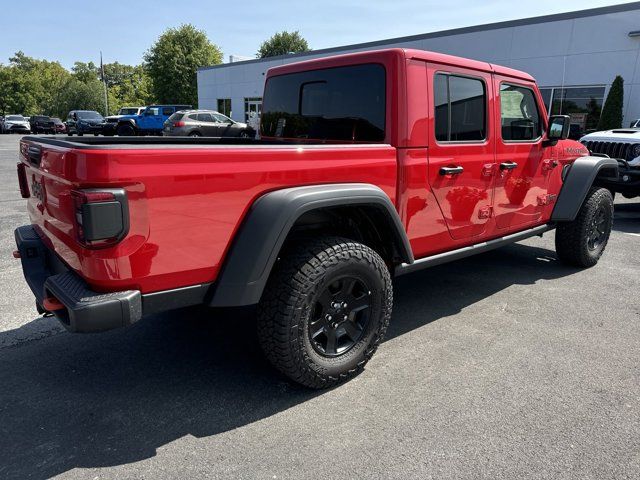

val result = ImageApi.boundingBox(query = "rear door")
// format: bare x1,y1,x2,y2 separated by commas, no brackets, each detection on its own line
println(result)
493,78,553,230
427,64,495,240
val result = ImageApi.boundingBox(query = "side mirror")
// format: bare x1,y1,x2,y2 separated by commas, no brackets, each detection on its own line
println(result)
546,115,570,143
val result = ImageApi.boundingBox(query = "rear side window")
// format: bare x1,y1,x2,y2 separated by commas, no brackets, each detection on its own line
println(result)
187,114,198,121
434,73,486,142
500,84,542,141
197,113,214,122
162,107,174,116
261,63,386,142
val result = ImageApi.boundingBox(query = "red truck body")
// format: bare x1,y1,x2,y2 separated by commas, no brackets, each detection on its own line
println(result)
17,49,587,295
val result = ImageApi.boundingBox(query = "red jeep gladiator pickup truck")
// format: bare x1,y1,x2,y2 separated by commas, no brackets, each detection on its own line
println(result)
14,49,618,388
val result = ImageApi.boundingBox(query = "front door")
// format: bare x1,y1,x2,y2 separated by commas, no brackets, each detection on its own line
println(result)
427,65,495,240
493,79,554,230
244,98,262,122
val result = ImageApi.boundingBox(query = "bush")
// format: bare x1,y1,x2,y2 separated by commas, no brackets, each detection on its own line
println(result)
597,75,624,130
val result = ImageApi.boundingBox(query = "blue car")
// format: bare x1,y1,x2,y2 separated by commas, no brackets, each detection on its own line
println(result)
113,105,192,136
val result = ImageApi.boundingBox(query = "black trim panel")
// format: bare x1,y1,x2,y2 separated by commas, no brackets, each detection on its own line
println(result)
551,156,618,222
396,224,553,276
209,183,412,307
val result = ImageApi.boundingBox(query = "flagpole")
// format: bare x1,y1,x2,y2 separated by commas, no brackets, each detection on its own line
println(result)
100,51,109,116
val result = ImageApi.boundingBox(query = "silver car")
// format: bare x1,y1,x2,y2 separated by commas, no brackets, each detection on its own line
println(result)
2,115,31,134
163,110,254,138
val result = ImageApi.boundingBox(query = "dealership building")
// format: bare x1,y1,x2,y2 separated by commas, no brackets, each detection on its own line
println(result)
197,2,640,132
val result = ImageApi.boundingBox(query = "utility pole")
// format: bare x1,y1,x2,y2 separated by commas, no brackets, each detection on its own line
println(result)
100,51,109,116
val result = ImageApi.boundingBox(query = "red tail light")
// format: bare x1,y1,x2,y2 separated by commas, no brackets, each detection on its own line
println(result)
17,163,30,198
71,189,129,248
173,121,185,127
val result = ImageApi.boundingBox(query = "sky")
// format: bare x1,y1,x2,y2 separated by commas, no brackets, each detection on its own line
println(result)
1,0,637,69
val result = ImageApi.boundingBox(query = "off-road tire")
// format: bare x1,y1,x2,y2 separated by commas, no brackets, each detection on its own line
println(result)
555,187,614,267
116,124,135,136
257,236,393,389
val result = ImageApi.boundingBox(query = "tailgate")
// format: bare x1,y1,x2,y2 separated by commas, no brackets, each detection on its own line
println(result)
17,138,133,286
19,138,78,261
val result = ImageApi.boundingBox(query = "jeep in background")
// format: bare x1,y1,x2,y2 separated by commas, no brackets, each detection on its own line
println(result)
65,110,106,136
102,106,145,136
14,49,617,389
580,128,640,198
113,105,191,136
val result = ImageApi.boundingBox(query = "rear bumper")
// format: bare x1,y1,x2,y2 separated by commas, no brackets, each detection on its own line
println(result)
15,226,141,332
15,225,212,332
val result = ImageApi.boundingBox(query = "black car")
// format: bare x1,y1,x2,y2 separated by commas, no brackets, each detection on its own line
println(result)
66,110,106,136
29,115,55,134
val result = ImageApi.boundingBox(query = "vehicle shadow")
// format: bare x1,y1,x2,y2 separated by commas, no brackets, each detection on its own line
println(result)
0,242,579,479
613,200,640,234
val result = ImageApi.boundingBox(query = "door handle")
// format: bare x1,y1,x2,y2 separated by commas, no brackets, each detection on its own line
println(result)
500,161,518,170
439,166,464,175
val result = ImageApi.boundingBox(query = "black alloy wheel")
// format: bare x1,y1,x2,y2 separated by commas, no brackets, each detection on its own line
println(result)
308,276,372,357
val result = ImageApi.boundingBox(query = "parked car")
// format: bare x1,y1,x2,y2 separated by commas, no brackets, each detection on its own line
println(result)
29,115,55,134
581,128,640,198
2,115,30,134
102,106,145,136
51,117,66,134
163,109,254,138
14,48,616,389
113,105,191,136
66,110,106,136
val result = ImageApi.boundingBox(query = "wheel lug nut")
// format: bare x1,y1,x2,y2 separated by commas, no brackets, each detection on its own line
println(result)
326,314,332,321
343,315,348,321
342,302,347,308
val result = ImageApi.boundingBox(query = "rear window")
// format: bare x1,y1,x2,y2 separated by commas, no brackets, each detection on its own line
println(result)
167,112,185,122
261,63,386,142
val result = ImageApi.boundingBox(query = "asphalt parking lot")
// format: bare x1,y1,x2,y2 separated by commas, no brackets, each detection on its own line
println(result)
0,133,638,479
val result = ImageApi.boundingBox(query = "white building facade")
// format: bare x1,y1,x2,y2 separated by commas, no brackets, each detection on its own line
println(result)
198,2,640,132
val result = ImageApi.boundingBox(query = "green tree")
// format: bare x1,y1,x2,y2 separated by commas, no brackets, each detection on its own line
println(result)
257,31,310,58
57,77,104,117
144,24,222,106
72,61,99,83
103,63,152,114
597,75,624,130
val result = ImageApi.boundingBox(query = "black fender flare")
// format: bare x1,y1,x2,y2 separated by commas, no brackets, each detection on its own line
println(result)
551,156,619,222
115,119,137,133
209,183,413,307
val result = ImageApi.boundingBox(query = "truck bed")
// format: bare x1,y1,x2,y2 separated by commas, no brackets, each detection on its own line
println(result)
18,135,398,294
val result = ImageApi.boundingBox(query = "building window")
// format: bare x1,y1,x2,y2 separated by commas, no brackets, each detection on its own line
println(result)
539,86,605,134
539,88,552,113
434,73,486,142
217,99,231,117
244,97,262,122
